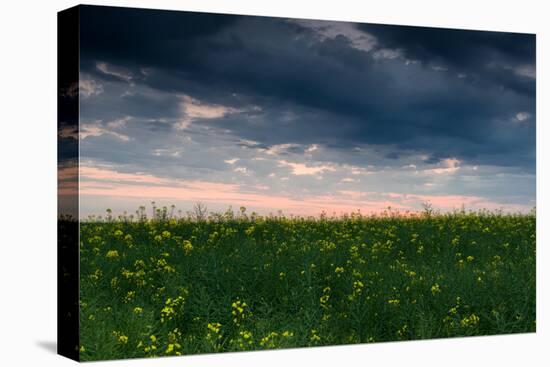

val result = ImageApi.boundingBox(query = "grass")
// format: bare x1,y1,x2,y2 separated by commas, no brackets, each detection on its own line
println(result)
78,207,536,361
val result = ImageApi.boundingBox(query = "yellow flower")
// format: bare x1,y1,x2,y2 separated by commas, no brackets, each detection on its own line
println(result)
133,307,143,315
388,299,400,306
106,250,119,258
165,343,181,354
240,330,253,339
467,255,475,262
310,329,321,342
113,331,129,344
431,283,441,295
182,240,193,254
207,322,222,334
160,296,185,322
124,291,135,303
335,267,345,274
353,280,364,295
460,313,480,328
231,300,248,324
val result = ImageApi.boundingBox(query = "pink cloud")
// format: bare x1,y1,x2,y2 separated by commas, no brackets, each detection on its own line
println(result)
78,165,530,216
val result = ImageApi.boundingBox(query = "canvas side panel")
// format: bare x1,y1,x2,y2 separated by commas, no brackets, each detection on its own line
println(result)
57,5,80,362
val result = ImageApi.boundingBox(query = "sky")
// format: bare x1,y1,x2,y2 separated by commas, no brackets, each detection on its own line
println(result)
72,5,536,217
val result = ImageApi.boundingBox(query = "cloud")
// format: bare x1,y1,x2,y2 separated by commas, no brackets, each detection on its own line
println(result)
79,78,104,98
340,177,357,183
225,158,239,165
96,62,134,82
79,8,535,171
291,19,377,52
178,94,243,129
278,160,336,176
423,158,461,175
265,143,304,156
81,165,169,184
372,48,402,60
80,120,131,141
106,116,131,129
233,166,249,174
514,65,536,79
515,111,532,122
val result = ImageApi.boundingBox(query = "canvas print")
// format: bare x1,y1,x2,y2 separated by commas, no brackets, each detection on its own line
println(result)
58,5,536,361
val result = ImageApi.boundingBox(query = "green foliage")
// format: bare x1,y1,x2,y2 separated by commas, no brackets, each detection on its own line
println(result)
79,210,536,360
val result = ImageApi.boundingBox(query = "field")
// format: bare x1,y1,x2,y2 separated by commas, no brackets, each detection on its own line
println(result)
78,208,536,361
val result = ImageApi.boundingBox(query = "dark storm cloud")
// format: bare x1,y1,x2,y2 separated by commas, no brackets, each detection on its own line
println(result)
78,5,536,172
357,23,536,94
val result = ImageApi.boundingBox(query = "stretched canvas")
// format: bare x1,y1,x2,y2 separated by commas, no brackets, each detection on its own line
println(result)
58,5,536,362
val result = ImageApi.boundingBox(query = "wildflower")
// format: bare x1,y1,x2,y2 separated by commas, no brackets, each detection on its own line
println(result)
165,343,181,354
165,329,182,355
396,324,408,338
388,299,400,306
106,250,119,258
161,296,185,323
335,267,345,274
113,331,129,344
460,314,480,328
232,329,254,349
353,280,364,295
182,240,193,254
310,329,321,342
124,291,135,303
114,229,124,237
260,331,278,347
110,277,119,288
161,230,171,239
231,300,249,324
133,307,143,315
320,294,330,307
207,322,222,334
245,226,255,236
431,283,441,295
467,255,475,262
